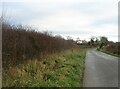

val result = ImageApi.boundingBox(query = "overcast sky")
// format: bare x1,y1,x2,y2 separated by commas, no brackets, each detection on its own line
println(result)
1,0,119,41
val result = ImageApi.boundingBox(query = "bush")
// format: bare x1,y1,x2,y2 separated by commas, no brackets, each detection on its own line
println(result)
103,42,120,56
2,21,78,67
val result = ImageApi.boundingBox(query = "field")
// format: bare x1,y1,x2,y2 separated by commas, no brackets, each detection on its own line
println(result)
3,49,86,87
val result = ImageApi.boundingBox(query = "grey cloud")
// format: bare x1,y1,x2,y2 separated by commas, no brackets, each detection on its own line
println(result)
2,0,118,42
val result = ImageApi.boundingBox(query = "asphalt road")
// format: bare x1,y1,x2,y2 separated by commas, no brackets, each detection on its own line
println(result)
83,50,119,87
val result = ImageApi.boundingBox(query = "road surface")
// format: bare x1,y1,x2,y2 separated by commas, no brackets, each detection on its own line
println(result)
83,50,119,87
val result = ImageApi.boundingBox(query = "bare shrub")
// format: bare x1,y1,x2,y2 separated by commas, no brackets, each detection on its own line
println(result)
2,21,77,67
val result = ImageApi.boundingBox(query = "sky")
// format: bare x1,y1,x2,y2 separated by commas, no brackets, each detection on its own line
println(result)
0,0,119,41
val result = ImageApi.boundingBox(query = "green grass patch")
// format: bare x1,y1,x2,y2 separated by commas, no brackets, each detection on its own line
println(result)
3,49,86,87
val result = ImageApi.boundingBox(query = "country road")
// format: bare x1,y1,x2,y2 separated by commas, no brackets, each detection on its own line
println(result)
83,50,119,87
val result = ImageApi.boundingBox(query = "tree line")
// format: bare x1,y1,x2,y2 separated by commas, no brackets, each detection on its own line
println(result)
2,21,77,68
2,18,120,68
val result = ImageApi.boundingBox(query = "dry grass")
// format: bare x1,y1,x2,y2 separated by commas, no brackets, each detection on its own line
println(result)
3,48,86,87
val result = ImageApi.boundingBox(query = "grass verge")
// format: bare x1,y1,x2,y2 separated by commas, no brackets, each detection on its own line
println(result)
98,49,120,58
3,48,86,87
